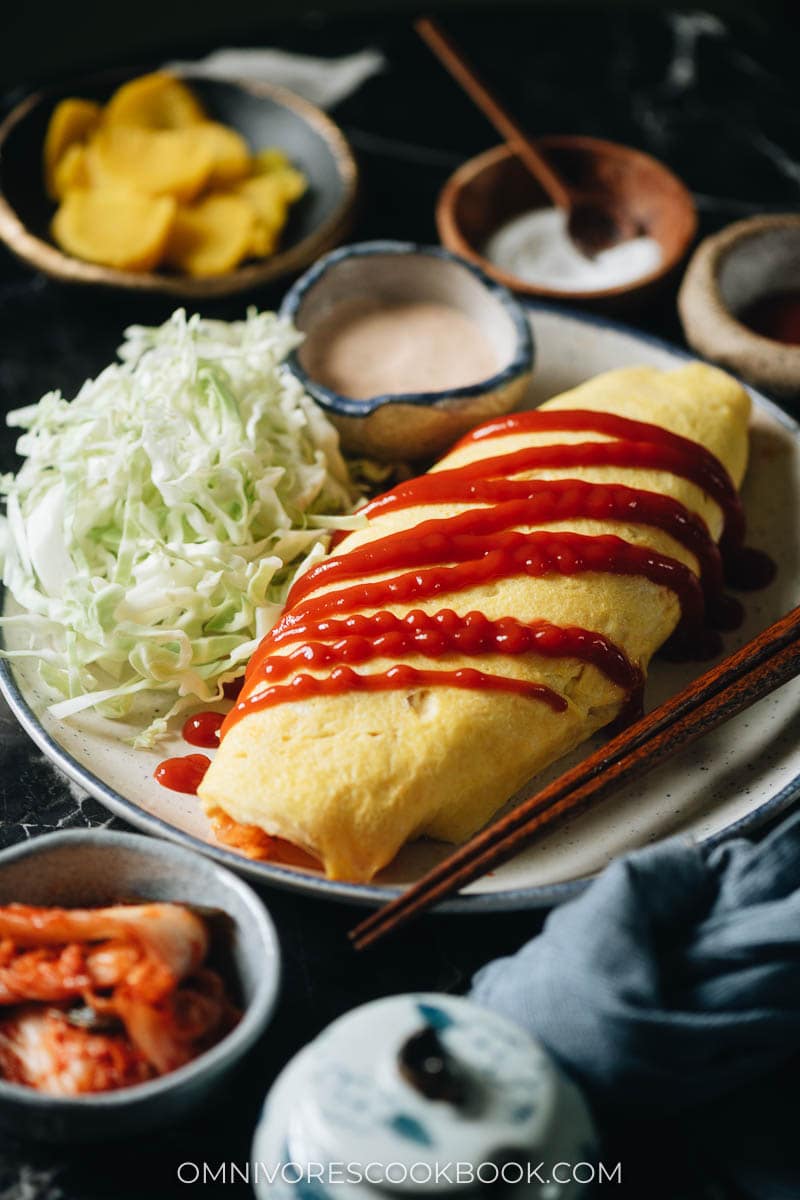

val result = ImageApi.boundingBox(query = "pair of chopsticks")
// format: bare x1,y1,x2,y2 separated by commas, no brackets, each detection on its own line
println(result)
350,604,800,950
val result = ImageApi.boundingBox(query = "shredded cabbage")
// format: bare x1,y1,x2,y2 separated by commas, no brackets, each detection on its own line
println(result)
0,308,362,744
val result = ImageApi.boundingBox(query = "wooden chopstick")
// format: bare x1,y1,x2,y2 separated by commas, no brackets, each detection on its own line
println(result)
350,605,800,950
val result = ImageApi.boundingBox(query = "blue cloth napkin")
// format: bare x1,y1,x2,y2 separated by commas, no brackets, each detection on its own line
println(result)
470,808,800,1197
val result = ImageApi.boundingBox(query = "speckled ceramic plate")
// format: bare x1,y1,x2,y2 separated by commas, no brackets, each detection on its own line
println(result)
2,302,799,910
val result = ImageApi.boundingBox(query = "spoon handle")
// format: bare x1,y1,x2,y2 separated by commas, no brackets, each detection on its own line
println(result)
415,16,572,211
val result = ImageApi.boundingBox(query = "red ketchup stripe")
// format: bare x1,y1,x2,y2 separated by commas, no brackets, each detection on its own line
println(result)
274,532,705,637
227,532,696,735
223,665,567,734
227,614,642,734
220,410,766,739
287,482,723,611
359,440,744,551
247,611,642,692
457,408,737,509
362,409,743,552
457,407,725,456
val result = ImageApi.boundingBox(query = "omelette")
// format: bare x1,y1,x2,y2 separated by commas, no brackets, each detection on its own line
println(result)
198,363,751,881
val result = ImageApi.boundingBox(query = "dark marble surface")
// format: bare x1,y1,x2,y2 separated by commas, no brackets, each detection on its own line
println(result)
0,5,798,1197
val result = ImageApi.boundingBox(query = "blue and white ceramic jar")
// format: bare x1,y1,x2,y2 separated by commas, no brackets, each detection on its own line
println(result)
252,993,596,1197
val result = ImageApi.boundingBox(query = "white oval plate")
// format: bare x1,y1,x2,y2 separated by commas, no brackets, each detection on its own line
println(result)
3,300,800,910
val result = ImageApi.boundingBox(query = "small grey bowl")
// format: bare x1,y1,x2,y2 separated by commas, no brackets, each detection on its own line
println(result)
279,240,534,461
678,214,800,396
0,74,357,298
0,829,281,1142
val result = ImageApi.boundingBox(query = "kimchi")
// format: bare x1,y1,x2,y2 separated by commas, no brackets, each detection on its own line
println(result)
0,903,240,1095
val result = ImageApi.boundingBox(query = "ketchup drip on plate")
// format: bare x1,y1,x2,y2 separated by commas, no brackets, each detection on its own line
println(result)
217,409,774,738
154,754,211,794
154,716,225,793
724,545,776,591
182,711,225,748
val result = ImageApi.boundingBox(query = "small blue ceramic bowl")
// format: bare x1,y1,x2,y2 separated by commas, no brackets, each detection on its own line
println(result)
280,240,534,460
0,830,281,1141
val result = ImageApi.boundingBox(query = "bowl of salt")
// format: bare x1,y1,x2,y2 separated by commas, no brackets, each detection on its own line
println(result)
437,135,697,310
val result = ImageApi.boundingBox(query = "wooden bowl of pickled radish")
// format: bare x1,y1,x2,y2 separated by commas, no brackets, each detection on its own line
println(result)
0,72,358,297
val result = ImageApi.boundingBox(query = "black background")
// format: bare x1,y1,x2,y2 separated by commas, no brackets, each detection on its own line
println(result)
1,3,799,1196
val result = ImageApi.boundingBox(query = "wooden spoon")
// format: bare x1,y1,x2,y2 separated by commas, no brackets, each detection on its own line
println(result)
416,16,638,258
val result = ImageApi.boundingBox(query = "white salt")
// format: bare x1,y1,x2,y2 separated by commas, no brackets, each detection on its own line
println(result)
485,207,662,293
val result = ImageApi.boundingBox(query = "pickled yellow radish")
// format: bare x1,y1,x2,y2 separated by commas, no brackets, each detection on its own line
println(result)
51,143,90,199
272,166,307,203
235,175,289,257
253,147,292,173
252,147,307,202
165,194,256,277
193,121,252,187
92,125,215,202
104,73,206,129
43,98,102,198
52,189,176,272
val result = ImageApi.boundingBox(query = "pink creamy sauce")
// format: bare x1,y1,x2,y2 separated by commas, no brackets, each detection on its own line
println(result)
301,299,500,400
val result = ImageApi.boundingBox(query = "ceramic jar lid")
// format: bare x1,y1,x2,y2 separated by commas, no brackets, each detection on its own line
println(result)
252,992,596,1198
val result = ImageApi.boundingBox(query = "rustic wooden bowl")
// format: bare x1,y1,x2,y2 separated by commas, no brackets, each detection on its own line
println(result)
436,137,697,310
0,74,358,298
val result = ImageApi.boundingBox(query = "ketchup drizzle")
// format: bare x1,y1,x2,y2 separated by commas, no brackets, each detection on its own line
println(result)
275,532,706,637
222,408,774,739
361,439,744,551
247,611,642,692
459,408,741,531
288,482,724,613
154,716,224,793
225,665,566,735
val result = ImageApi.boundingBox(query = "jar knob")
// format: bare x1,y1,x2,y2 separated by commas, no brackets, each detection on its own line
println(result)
398,1024,471,1107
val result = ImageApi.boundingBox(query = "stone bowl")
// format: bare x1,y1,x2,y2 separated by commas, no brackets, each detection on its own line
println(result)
678,214,800,397
0,73,357,297
279,240,534,461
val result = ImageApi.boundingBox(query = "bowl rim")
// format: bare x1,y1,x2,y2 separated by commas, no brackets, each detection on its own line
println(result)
278,238,535,416
0,827,281,1109
436,137,698,301
0,73,358,298
680,213,800,360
